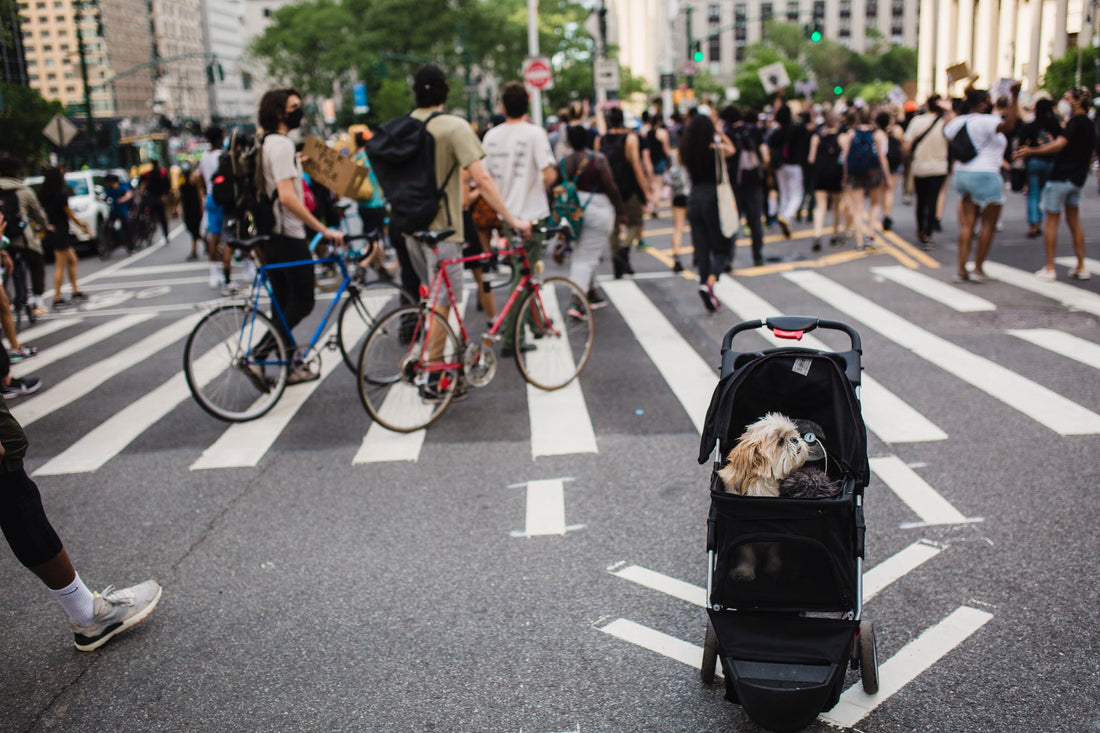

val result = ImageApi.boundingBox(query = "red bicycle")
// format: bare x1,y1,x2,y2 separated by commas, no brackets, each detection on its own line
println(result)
356,225,594,432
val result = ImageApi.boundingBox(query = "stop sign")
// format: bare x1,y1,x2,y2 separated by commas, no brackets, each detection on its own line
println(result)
523,57,553,90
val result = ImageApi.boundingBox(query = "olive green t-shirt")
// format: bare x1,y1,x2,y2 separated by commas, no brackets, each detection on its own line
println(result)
411,109,485,243
0,394,29,471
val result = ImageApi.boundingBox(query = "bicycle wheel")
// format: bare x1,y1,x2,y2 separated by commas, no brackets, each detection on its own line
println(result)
336,280,412,373
513,276,594,391
357,305,462,433
184,304,289,422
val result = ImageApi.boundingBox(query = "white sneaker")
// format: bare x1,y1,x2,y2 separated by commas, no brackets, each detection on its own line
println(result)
71,580,162,651
1034,267,1057,282
1070,267,1091,281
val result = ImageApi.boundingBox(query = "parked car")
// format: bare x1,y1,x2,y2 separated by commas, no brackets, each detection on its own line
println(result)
22,169,123,256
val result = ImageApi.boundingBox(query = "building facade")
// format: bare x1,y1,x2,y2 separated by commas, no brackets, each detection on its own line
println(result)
609,0,921,89
916,0,1092,100
200,0,255,124
152,0,209,124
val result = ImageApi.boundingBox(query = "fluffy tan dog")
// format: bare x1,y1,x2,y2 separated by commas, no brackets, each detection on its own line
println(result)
717,413,810,581
718,412,810,497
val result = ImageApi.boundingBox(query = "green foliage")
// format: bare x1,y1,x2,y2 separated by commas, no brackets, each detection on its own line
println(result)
1042,46,1098,96
731,45,804,109
0,83,65,167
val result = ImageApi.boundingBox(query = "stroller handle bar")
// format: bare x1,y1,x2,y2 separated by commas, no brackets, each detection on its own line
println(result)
721,317,862,353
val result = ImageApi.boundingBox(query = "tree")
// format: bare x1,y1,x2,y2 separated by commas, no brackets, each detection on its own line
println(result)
1042,46,1098,96
0,83,65,166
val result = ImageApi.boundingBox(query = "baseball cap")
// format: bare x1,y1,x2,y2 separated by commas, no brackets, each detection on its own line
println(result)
794,418,827,462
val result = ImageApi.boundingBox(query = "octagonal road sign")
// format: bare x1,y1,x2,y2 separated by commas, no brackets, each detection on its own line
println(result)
523,57,553,90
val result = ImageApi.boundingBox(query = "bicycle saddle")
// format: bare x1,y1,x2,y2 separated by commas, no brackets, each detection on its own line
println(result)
410,229,455,245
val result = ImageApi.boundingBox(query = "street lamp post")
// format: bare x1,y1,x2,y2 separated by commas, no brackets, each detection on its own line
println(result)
74,0,98,167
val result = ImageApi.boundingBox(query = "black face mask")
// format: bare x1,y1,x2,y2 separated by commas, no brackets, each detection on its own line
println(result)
285,108,304,131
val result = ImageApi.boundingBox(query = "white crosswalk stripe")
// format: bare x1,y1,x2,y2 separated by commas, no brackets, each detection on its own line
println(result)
12,259,1100,476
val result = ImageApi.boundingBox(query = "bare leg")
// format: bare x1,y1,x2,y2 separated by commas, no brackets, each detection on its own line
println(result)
1064,205,1085,270
973,204,1001,275
52,250,65,300
1042,210,1061,271
671,206,686,258
957,196,977,277
813,190,828,240
29,548,77,590
0,287,22,350
66,249,80,294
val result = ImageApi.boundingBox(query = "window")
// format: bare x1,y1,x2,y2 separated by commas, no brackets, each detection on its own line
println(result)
42,43,52,51
813,0,825,20
735,3,747,41
839,0,851,19
47,72,56,79
787,1,799,23
708,3,720,23
708,34,721,61
761,2,772,34
866,0,877,19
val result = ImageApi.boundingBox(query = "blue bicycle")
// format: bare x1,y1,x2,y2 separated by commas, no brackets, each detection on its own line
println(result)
184,232,410,421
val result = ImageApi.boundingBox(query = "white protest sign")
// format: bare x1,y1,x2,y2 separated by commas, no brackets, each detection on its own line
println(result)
758,62,791,94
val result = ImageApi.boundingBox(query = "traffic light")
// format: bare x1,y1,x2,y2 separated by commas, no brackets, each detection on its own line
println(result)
804,23,823,42
692,41,703,63
833,84,844,96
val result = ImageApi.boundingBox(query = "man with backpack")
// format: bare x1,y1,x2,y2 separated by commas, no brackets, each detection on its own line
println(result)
0,155,49,317
482,81,556,353
721,104,770,267
367,65,529,397
596,107,651,278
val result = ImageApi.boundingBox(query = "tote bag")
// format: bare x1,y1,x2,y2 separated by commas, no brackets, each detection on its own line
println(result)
715,145,738,239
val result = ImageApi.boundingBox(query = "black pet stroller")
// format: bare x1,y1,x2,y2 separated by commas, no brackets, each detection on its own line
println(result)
697,317,878,733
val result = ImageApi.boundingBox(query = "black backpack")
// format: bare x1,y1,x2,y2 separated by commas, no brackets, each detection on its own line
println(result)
364,112,457,234
815,132,843,179
210,150,237,210
0,188,25,241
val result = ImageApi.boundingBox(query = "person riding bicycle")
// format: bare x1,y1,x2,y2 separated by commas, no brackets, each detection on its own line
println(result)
403,65,530,397
257,87,346,385
481,81,556,357
0,155,50,316
103,174,135,255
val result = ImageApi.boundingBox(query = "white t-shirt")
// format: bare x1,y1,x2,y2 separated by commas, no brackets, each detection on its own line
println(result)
262,133,306,239
904,113,948,178
199,149,221,194
481,121,555,223
944,113,1006,173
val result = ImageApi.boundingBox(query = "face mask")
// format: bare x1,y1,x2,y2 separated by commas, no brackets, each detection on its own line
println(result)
285,107,304,130
1057,101,1072,118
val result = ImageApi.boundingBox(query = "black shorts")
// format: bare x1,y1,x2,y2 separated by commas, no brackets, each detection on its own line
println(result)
672,193,688,208
0,466,63,568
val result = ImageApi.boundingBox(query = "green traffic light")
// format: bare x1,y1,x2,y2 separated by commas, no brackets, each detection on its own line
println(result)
833,85,843,95
810,30,822,42
693,51,704,62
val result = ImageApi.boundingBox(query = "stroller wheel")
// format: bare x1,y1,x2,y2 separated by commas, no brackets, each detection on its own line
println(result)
701,620,719,684
859,619,879,694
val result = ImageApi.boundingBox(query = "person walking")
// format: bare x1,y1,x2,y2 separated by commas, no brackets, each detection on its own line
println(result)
807,111,846,251
944,83,1020,282
482,81,557,352
179,163,204,261
1015,86,1096,281
680,112,735,312
139,159,171,244
722,104,770,266
37,166,90,308
903,95,950,247
1016,98,1062,238
0,155,49,316
558,124,626,309
841,107,889,252
596,107,650,278
666,148,689,273
198,126,227,289
257,87,346,383
767,103,806,238
877,109,906,231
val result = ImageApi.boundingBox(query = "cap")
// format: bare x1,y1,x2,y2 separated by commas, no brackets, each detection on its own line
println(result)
794,418,827,462
414,64,448,92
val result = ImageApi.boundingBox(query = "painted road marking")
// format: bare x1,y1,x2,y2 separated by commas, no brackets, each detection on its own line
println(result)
712,277,948,444
980,261,1100,318
597,618,715,676
1054,256,1100,276
12,313,198,427
525,284,597,458
609,563,706,607
191,322,362,470
821,605,994,728
1008,328,1100,371
869,456,974,527
601,280,717,434
14,313,153,375
862,540,943,601
522,478,566,536
871,266,996,312
786,270,1100,435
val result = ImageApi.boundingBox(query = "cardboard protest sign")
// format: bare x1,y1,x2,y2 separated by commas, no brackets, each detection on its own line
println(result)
301,135,368,199
759,62,791,94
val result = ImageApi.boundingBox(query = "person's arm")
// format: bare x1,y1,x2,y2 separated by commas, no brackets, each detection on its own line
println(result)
275,178,344,244
65,204,92,236
875,129,891,182
21,189,49,231
541,164,557,189
808,134,820,166
467,158,531,239
995,82,1022,135
594,155,628,219
1015,132,1069,159
716,129,736,159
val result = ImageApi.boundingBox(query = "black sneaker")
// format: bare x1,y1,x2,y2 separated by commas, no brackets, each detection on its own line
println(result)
587,291,608,310
1,376,42,399
672,259,684,273
419,377,468,403
777,217,792,238
71,291,89,301
882,216,893,232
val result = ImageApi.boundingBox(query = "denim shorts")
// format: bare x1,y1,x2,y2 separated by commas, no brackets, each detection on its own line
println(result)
205,194,225,235
955,170,1004,206
1041,179,1084,212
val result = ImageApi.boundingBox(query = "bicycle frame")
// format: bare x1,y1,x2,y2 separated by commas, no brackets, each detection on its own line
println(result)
238,250,354,366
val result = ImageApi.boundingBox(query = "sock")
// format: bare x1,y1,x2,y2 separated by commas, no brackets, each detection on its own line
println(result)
51,573,96,625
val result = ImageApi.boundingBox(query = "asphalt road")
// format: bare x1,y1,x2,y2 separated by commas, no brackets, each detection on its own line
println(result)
2,181,1099,733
